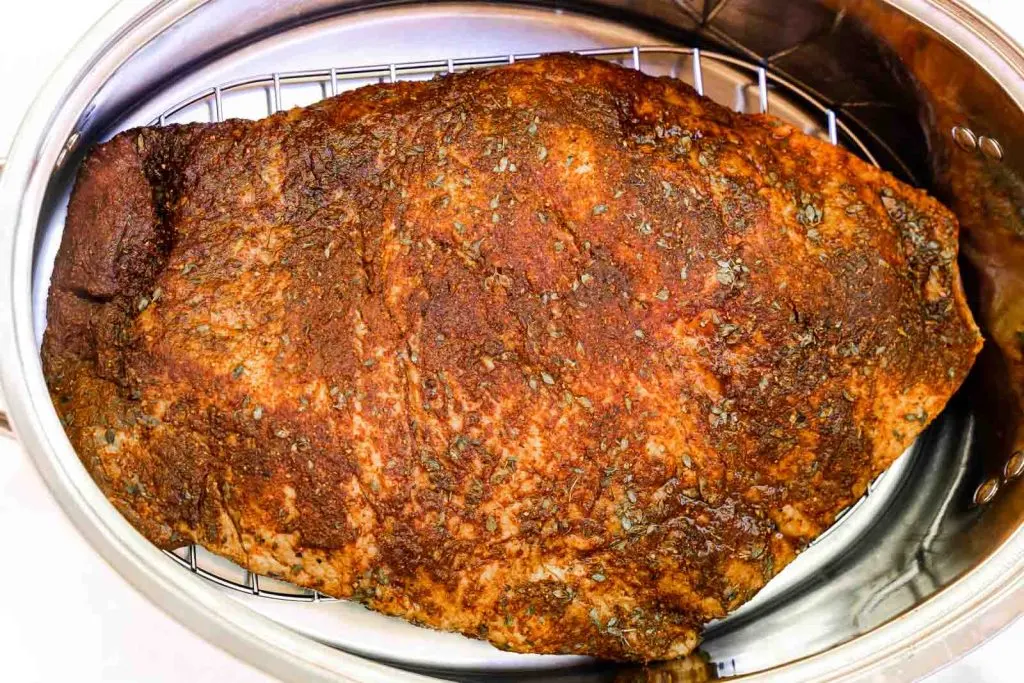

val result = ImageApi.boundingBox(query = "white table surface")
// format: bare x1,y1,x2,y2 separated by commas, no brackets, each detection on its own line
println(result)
1,1,1021,681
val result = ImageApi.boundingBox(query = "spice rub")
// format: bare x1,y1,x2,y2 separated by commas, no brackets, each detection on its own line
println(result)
43,54,981,660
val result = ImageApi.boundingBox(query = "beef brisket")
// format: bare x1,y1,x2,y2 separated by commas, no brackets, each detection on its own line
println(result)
43,54,982,660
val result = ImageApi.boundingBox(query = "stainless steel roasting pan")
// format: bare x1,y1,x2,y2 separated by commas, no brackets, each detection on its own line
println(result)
1,1,1022,681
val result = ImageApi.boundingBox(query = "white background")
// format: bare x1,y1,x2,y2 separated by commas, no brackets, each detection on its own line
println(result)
0,1,1020,681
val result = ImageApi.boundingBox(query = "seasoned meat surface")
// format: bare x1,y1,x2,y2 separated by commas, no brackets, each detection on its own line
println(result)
43,54,982,661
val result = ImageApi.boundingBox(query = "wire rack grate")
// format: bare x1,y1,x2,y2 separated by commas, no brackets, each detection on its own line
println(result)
157,43,883,601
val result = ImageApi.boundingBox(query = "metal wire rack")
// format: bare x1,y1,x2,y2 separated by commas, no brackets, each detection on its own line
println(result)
157,43,885,601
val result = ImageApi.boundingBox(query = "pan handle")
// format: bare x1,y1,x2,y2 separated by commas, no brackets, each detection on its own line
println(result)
0,394,9,436
0,156,12,437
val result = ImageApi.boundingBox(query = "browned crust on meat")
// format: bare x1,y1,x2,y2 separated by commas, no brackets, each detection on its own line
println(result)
42,54,981,661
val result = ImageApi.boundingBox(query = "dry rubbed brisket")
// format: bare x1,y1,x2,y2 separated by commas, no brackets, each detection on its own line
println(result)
43,54,981,661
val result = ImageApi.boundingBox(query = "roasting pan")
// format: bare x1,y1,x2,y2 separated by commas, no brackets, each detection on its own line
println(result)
1,0,1022,681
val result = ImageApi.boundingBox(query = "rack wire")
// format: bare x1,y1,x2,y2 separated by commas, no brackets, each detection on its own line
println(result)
151,44,878,163
156,44,884,601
